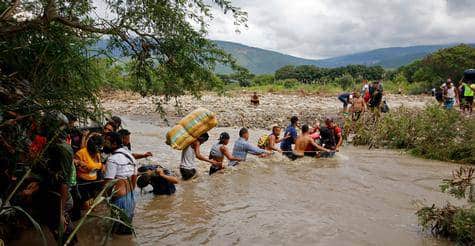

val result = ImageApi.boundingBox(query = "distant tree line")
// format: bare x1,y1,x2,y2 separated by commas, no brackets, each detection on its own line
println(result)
274,64,385,84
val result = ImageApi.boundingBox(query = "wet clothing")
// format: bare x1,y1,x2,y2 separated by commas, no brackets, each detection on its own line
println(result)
105,148,137,180
280,125,298,152
286,152,304,161
209,165,222,175
112,191,135,234
180,168,196,180
138,165,176,195
229,137,265,166
180,145,197,170
320,126,342,150
105,148,137,234
209,143,224,159
75,147,102,181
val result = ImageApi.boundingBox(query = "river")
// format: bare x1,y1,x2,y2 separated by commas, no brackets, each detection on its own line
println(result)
74,115,462,246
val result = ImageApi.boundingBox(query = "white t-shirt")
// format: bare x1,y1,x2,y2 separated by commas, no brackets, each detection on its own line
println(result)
105,147,137,179
180,145,196,170
446,87,456,99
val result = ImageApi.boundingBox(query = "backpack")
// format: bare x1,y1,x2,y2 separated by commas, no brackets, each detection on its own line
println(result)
257,134,270,149
319,127,336,149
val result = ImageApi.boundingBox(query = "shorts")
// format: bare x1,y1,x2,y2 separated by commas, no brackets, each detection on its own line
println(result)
285,152,304,161
180,168,197,180
465,96,474,105
209,165,222,175
304,151,317,157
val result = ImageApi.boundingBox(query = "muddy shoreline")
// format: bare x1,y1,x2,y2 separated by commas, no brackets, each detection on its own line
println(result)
101,90,434,129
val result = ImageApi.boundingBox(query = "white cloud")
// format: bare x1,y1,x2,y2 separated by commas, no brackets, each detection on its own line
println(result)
206,0,475,59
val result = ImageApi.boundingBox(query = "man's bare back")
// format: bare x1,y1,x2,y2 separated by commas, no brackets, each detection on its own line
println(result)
294,134,314,156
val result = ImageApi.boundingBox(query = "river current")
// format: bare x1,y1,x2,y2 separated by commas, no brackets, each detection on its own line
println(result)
75,115,462,246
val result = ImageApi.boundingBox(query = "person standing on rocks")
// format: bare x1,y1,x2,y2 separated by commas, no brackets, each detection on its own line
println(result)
280,116,299,157
229,128,269,166
180,133,221,180
443,80,456,110
338,92,353,114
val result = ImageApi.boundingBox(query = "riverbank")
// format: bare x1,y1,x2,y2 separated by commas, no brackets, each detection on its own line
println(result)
101,90,434,129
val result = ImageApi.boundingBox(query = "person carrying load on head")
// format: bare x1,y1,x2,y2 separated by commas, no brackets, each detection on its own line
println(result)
166,108,220,180
257,125,288,153
229,128,271,167
180,133,221,180
209,132,243,175
137,164,178,195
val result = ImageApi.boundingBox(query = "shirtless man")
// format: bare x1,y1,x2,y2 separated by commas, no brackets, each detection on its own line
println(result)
350,92,366,121
288,125,331,160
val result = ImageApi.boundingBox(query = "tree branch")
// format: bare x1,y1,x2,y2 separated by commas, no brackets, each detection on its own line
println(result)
0,0,21,21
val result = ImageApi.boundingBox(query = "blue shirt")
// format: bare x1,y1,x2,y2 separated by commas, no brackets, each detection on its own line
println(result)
280,125,297,151
229,137,265,166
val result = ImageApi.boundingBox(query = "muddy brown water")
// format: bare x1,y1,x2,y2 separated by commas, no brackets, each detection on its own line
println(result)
12,115,461,245
88,115,461,246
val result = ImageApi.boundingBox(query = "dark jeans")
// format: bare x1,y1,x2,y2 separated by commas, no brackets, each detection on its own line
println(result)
180,168,197,180
71,179,102,221
209,165,223,175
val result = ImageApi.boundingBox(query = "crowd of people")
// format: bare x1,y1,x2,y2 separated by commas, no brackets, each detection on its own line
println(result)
337,80,388,122
433,78,474,114
8,106,346,243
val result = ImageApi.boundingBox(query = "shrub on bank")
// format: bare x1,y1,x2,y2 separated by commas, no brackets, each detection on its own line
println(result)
353,105,475,164
417,167,475,244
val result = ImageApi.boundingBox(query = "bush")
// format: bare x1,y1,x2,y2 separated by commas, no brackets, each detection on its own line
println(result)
281,79,300,89
417,167,475,244
353,105,474,164
252,74,275,86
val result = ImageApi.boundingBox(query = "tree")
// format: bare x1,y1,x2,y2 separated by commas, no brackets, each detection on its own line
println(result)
275,65,296,80
399,44,475,86
0,0,247,243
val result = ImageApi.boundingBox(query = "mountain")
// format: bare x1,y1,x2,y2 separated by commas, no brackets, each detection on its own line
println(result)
214,41,475,74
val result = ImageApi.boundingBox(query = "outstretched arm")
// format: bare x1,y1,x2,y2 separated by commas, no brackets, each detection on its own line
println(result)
221,145,242,161
193,142,220,165
133,152,152,159
311,141,330,152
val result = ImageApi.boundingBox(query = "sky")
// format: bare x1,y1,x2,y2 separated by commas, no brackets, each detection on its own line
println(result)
206,0,475,59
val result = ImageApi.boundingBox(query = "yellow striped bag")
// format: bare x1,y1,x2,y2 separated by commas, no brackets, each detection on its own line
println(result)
166,108,218,150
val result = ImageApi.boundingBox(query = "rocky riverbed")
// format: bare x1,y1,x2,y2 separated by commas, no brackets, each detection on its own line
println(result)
101,90,435,129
